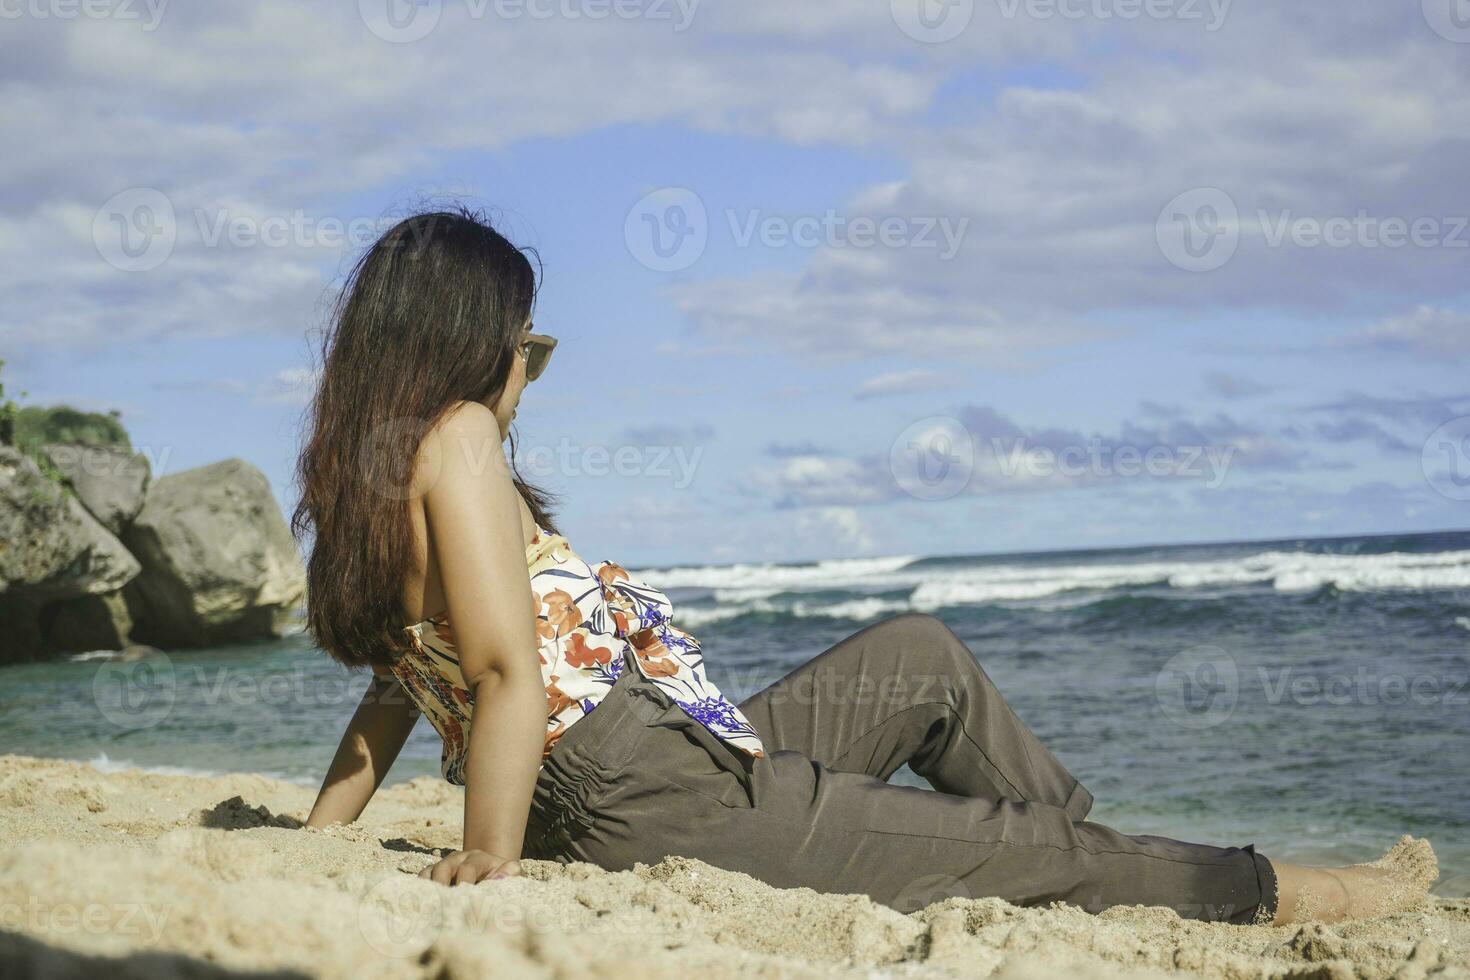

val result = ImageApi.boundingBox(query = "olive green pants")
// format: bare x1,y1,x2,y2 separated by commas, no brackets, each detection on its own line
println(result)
523,612,1276,923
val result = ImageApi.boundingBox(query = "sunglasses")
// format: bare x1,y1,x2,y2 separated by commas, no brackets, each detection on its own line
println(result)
518,331,557,382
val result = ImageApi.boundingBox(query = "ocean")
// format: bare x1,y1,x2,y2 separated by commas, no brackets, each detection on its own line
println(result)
3,529,1467,894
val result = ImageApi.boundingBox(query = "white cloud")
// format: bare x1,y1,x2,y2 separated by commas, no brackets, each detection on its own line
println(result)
1348,306,1470,358
673,5,1470,362
855,369,962,400
795,506,874,552
1204,371,1271,400
672,269,1101,363
6,2,1470,376
0,2,948,353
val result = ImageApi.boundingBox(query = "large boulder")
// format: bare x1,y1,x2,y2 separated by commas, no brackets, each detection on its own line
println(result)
0,446,141,661
42,591,134,652
0,446,140,598
121,458,306,648
42,443,151,535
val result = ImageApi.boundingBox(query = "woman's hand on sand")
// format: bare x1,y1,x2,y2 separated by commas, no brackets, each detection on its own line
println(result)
419,849,521,886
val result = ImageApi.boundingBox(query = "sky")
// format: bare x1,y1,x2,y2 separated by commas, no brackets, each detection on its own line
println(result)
2,0,1468,566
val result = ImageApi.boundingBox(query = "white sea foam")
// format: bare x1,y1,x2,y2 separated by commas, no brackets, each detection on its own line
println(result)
87,752,231,780
676,596,912,628
657,549,1470,624
636,554,921,591
86,752,315,785
67,649,128,662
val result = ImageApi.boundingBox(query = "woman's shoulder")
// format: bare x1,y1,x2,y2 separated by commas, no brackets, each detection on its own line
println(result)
421,402,504,465
418,403,520,508
397,401,510,503
437,399,497,431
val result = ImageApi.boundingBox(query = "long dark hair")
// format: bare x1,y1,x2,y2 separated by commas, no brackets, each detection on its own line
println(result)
292,206,558,669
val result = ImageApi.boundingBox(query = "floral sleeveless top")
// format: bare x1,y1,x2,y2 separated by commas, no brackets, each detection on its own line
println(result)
386,526,766,785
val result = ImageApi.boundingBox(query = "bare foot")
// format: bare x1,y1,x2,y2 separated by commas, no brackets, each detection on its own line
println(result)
1268,835,1438,925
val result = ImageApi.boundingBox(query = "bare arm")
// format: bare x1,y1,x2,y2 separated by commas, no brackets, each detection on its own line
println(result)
305,673,419,827
416,402,545,886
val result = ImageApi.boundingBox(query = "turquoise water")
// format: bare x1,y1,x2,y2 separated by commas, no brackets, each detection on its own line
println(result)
3,529,1467,894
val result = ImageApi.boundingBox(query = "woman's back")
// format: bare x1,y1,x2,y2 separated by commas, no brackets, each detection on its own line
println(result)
398,465,541,630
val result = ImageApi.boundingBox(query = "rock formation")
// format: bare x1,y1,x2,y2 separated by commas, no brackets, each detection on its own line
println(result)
0,447,304,661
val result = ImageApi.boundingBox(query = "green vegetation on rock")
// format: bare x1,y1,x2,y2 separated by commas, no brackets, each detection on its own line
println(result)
0,360,131,494
0,359,18,447
14,406,131,453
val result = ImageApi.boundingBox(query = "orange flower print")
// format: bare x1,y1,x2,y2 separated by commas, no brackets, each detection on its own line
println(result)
564,631,614,669
598,562,629,587
610,609,629,636
441,716,465,764
637,651,681,677
545,677,577,717
630,627,666,654
542,589,580,637
630,627,680,677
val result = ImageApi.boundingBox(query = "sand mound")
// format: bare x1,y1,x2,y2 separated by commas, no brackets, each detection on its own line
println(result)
0,755,1465,979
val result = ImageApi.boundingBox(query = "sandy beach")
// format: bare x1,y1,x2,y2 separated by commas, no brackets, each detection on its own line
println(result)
0,754,1464,979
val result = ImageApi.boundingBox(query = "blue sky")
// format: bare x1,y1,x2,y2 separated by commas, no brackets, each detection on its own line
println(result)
3,1,1468,565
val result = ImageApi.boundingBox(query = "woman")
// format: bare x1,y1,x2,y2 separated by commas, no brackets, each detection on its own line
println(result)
296,207,1435,926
